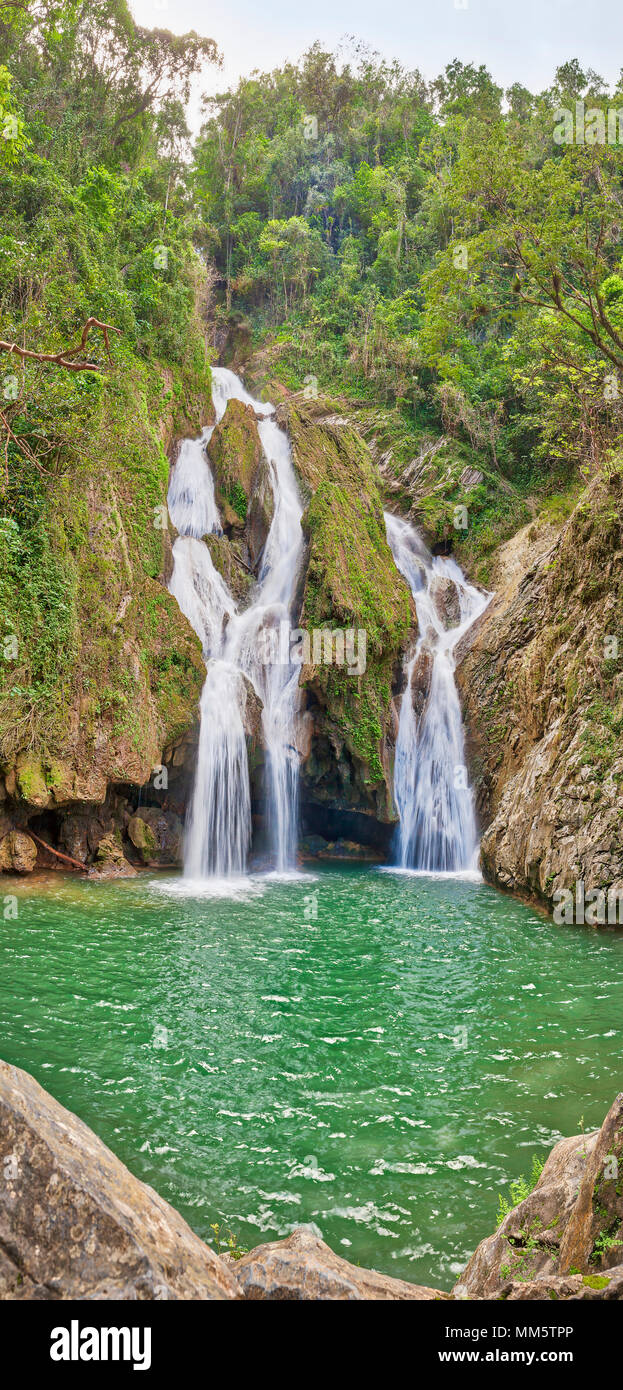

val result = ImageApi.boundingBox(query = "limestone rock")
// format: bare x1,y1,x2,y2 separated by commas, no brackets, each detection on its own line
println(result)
208,397,263,527
127,809,183,866
15,756,50,810
0,830,37,874
89,830,137,879
501,1265,623,1300
246,454,274,568
233,1227,448,1301
460,466,484,491
430,573,461,629
559,1092,623,1275
410,646,434,716
239,673,263,743
282,398,414,824
0,1059,238,1300
127,815,159,863
456,474,623,910
58,813,90,863
207,398,276,573
43,760,79,807
456,1093,623,1300
204,533,253,604
456,1131,599,1299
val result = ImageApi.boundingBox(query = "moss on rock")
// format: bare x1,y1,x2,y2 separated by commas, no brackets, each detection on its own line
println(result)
208,398,262,521
284,399,414,816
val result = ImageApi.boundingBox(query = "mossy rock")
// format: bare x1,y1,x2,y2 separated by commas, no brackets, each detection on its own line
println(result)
284,400,414,812
0,830,37,874
204,535,254,604
95,830,126,865
128,815,158,863
208,398,262,520
15,757,50,809
0,346,207,806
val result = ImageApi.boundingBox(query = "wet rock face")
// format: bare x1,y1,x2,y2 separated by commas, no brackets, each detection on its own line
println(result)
430,573,461,629
127,809,183,866
0,1059,238,1300
246,459,274,570
280,398,414,824
456,474,623,910
232,1228,447,1301
0,831,37,874
456,1093,623,1301
207,398,274,568
410,647,434,717
239,672,263,743
58,813,90,863
203,534,253,605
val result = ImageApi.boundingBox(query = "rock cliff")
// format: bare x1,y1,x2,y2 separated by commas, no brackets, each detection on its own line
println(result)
456,471,623,911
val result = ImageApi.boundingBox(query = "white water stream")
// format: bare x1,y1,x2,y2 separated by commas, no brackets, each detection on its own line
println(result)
167,368,304,881
167,371,487,882
385,512,490,872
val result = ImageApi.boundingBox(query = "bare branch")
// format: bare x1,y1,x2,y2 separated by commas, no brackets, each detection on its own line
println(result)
0,318,121,373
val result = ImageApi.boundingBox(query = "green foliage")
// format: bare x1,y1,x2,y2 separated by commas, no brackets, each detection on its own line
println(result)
0,63,29,165
496,1155,544,1226
228,480,247,521
0,0,213,768
195,45,623,544
209,1222,248,1260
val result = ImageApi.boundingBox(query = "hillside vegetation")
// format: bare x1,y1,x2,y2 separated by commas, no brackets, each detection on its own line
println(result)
196,44,623,574
0,0,215,799
2,4,623,896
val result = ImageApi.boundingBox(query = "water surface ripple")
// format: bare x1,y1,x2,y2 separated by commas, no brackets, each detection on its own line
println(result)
2,866,622,1289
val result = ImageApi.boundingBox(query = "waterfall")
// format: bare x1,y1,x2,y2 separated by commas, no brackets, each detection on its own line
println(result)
385,512,490,873
167,368,304,880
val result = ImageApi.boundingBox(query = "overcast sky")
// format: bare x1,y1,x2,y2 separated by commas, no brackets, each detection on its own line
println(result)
131,0,622,122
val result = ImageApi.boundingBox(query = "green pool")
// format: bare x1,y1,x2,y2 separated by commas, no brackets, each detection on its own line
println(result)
1,864,622,1289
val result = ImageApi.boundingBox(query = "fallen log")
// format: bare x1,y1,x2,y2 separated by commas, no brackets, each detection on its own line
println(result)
28,832,88,872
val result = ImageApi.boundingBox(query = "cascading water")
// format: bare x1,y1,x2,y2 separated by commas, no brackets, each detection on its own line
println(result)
167,368,304,880
385,512,490,872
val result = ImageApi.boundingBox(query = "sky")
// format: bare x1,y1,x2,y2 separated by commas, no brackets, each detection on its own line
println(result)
131,0,623,125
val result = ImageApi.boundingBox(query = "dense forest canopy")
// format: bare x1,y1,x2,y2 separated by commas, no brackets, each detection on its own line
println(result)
3,2,623,586
193,44,623,483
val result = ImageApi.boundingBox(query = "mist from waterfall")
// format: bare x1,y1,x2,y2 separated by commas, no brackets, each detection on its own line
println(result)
385,512,490,873
167,368,304,881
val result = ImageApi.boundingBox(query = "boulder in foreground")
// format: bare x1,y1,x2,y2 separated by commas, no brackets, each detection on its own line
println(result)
2,1055,622,1301
456,1093,623,1299
233,1227,448,1300
0,1059,237,1300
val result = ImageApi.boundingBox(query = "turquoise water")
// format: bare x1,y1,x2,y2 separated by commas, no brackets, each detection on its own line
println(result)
1,865,622,1289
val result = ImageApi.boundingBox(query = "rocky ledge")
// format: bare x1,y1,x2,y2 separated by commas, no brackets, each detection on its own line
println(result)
1,1058,621,1300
